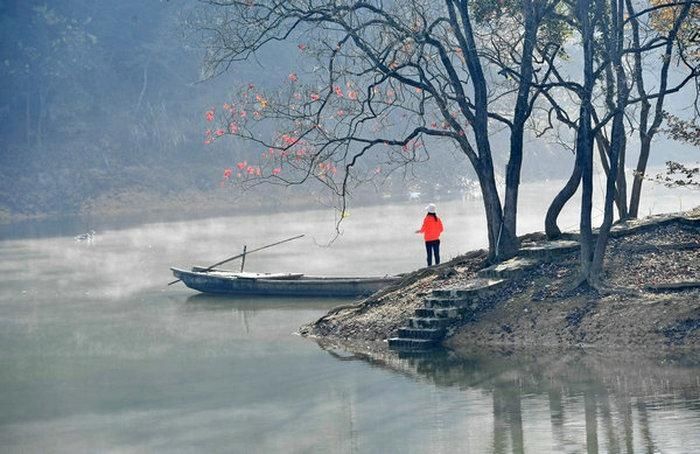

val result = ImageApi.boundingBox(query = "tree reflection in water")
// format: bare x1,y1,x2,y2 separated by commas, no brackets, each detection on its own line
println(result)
317,343,700,453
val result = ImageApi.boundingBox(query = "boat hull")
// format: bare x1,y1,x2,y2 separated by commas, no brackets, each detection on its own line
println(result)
171,267,400,297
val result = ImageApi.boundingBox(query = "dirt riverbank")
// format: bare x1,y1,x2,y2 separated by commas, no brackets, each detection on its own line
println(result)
300,208,700,350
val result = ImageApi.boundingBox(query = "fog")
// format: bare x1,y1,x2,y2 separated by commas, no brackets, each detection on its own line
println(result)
1,179,698,305
1,1,697,220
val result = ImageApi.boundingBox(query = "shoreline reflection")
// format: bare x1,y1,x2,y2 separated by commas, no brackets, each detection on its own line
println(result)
316,343,700,453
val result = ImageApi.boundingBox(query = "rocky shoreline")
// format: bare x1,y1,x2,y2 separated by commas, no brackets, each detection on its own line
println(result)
300,208,700,351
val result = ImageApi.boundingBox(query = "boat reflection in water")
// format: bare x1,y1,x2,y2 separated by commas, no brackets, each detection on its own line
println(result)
315,342,700,453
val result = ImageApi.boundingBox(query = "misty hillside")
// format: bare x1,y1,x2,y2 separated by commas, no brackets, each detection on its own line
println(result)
0,0,696,220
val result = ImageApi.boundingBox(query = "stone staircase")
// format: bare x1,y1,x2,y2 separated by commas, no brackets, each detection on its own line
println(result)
388,277,509,351
388,256,546,352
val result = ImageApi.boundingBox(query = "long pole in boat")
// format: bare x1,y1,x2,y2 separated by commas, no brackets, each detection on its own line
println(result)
167,234,304,286
240,245,247,272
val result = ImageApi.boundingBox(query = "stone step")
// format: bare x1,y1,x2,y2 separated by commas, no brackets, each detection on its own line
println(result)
477,257,540,280
408,317,452,329
430,278,506,299
415,307,462,319
397,327,446,340
424,296,470,308
388,337,440,351
518,240,579,259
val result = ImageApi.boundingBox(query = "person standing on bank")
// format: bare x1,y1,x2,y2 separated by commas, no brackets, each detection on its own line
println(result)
416,203,443,267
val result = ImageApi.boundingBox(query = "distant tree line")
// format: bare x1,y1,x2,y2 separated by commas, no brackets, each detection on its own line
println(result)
0,1,242,216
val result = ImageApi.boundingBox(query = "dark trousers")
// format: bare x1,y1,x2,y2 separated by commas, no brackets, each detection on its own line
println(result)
425,240,440,266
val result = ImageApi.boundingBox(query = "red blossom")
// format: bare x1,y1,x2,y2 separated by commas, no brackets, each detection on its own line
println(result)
236,161,247,170
347,90,358,100
334,85,344,97
288,72,298,82
223,168,233,179
205,110,215,122
229,122,239,134
297,43,307,51
272,167,282,175
281,134,298,145
215,129,224,136
310,92,320,101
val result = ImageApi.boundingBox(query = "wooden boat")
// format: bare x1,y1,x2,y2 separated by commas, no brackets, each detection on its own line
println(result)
170,266,401,297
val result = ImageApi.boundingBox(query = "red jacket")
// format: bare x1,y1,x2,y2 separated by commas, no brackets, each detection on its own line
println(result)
419,215,443,241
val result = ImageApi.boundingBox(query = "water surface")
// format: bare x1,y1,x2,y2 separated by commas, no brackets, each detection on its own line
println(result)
1,190,699,452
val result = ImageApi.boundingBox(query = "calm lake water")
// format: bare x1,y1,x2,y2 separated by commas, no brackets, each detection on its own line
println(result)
1,184,699,453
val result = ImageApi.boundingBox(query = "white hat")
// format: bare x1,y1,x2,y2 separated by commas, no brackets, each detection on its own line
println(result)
425,203,436,213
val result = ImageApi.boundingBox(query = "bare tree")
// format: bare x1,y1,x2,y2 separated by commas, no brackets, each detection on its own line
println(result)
541,0,698,287
543,0,699,239
627,0,699,218
194,0,563,262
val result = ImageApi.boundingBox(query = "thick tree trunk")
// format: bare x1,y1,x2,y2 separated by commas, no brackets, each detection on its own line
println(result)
502,0,538,259
451,0,515,262
476,163,506,262
576,0,595,283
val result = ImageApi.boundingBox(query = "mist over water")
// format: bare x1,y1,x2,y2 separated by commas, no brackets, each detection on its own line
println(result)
1,182,699,452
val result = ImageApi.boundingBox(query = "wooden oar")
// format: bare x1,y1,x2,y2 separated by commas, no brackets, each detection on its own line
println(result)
167,234,305,286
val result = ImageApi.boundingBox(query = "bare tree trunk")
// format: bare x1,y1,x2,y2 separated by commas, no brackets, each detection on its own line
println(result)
629,137,652,218
452,0,517,262
545,155,582,239
478,165,507,263
591,111,625,285
577,0,595,283
616,142,628,218
627,0,692,218
596,7,628,222
503,0,539,259
590,0,629,286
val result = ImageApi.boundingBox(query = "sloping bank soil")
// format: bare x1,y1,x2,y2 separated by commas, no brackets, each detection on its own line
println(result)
300,208,700,349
